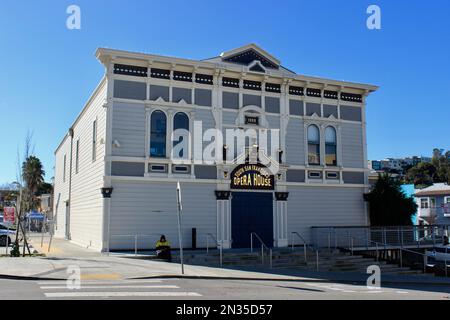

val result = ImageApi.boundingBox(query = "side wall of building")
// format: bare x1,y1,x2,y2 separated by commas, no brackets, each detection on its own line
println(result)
53,135,71,238
53,79,107,250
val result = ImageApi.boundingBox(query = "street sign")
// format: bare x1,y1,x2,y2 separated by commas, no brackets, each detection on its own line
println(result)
176,181,184,275
3,207,15,224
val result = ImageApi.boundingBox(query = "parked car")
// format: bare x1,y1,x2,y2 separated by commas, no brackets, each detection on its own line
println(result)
0,223,16,247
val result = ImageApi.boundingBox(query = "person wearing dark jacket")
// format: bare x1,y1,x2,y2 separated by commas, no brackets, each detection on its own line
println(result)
155,235,171,261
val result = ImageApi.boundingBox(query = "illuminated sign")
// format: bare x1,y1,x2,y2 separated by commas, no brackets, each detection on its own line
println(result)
230,164,274,190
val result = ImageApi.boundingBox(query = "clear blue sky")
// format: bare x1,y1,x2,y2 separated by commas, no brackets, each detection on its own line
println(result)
0,0,449,184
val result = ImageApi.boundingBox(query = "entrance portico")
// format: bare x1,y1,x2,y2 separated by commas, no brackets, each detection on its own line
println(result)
215,157,288,249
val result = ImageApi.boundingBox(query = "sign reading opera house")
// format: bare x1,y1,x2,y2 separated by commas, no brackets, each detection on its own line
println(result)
53,43,377,251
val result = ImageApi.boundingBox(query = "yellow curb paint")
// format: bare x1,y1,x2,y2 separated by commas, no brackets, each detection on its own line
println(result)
80,273,122,280
39,244,63,254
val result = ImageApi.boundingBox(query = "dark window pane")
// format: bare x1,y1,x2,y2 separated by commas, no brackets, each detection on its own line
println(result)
150,111,167,157
326,145,337,166
173,112,189,158
308,144,320,165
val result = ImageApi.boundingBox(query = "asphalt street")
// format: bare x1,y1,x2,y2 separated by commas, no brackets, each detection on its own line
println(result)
0,277,449,300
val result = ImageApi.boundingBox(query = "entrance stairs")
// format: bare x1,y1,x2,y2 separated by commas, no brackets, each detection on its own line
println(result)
172,248,423,275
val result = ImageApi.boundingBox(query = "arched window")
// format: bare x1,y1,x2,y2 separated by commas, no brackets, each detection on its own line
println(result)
325,126,337,166
307,125,320,165
173,112,189,158
150,110,167,157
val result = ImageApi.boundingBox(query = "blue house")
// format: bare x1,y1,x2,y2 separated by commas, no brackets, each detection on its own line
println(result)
401,184,418,225
414,183,450,225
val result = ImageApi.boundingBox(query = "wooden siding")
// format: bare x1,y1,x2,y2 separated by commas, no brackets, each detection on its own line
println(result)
287,186,367,244
341,122,365,168
53,80,107,250
109,181,217,250
285,118,305,165
112,102,146,157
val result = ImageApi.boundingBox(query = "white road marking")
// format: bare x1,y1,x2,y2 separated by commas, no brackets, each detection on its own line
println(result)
40,285,179,290
44,291,202,298
38,279,163,285
396,291,409,294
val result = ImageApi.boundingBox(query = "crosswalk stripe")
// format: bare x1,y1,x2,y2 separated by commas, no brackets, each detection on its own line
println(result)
40,285,179,290
38,279,163,285
44,291,202,298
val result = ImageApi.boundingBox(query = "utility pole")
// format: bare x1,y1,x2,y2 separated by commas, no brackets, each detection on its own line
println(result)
176,181,184,275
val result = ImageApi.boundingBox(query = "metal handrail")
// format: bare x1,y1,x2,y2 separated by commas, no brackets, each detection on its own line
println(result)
110,233,163,256
204,233,223,267
340,232,432,273
290,232,319,270
250,232,272,268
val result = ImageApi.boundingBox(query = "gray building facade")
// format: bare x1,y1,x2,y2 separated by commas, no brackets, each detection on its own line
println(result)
53,44,378,251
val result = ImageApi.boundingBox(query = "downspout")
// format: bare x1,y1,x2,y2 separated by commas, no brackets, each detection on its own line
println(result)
67,127,74,240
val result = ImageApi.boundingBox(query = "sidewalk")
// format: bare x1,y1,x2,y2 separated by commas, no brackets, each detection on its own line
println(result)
1,237,450,286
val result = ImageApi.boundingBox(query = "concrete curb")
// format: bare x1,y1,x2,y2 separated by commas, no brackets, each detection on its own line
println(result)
129,274,450,286
0,274,61,281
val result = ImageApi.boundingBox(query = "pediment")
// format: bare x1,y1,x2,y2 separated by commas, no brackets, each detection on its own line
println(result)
155,97,166,103
177,98,188,105
220,44,280,69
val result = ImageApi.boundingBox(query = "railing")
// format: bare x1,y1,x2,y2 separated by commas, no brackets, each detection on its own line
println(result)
290,232,319,271
110,233,163,256
204,233,223,267
312,225,450,250
250,232,272,268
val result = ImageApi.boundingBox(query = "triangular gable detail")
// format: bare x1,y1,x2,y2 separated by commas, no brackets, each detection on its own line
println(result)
249,61,266,73
220,44,280,69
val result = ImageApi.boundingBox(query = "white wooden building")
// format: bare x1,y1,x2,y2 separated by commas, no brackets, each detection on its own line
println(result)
53,44,378,252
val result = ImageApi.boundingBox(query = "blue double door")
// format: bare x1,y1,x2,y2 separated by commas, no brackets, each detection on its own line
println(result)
231,192,274,248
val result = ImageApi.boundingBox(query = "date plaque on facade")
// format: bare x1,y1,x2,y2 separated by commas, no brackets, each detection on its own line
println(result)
245,115,259,125
230,163,274,190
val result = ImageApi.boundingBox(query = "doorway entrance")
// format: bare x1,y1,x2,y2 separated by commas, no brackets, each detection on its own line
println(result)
231,192,273,248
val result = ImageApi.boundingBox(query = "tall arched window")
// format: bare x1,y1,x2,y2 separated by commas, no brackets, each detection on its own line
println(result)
173,112,189,158
150,110,167,157
307,125,320,165
325,126,337,166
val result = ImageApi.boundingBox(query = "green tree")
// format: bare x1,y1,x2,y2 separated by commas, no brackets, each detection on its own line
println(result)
431,149,450,184
405,162,436,188
21,155,45,212
367,173,417,226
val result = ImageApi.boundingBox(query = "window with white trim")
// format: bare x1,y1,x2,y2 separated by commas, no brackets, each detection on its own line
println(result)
325,126,337,166
307,125,320,165
75,140,80,174
173,112,189,159
150,110,167,158
63,154,66,182
430,197,436,208
420,198,429,209
445,196,450,204
92,120,97,162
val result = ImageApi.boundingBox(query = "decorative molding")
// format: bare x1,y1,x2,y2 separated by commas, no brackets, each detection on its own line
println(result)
215,190,231,200
275,192,289,201
101,187,113,198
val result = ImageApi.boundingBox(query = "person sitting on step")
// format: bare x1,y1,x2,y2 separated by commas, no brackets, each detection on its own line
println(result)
155,235,172,262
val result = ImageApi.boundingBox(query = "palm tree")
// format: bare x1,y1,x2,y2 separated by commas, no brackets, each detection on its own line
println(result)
21,155,45,211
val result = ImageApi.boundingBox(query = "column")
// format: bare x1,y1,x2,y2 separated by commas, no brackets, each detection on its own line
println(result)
275,192,289,247
215,190,231,249
101,187,113,253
